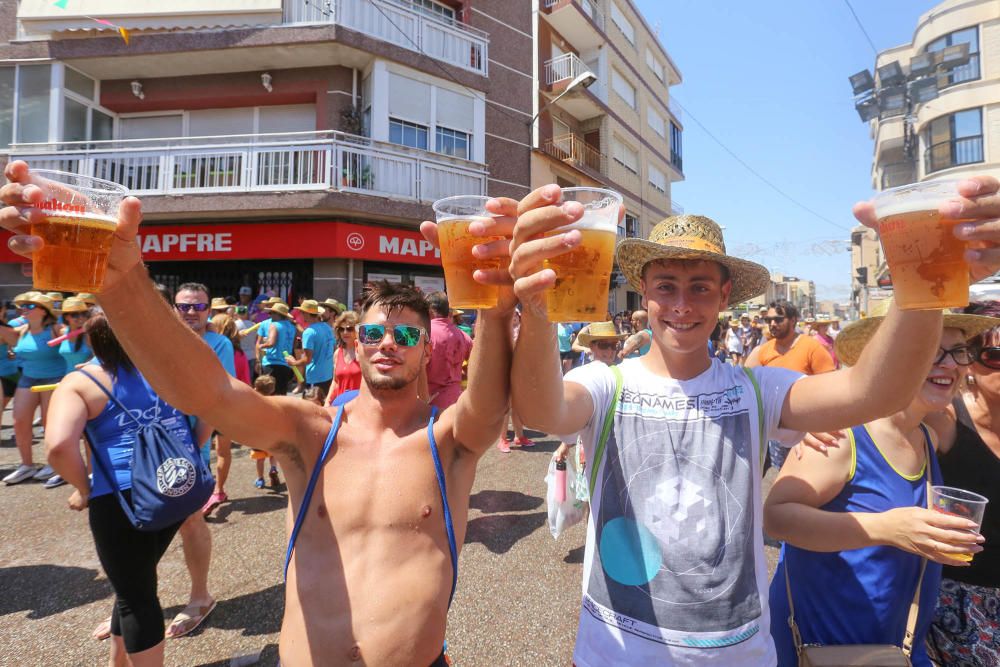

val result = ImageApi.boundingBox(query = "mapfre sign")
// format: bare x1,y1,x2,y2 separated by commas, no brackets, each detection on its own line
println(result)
0,221,442,266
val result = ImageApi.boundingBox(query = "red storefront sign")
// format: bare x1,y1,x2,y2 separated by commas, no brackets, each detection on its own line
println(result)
0,221,442,266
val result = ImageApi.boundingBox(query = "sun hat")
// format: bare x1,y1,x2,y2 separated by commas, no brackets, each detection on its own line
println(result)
75,292,98,306
322,298,346,314
210,297,230,311
45,292,64,303
14,293,58,317
835,300,1000,367
577,321,628,347
60,297,89,314
615,214,771,306
294,300,323,316
266,302,290,317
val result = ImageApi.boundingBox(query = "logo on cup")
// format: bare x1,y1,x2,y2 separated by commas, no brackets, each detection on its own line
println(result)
39,199,86,215
347,232,365,251
156,458,196,497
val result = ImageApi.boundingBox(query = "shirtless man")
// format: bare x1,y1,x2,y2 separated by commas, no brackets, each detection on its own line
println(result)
0,161,515,666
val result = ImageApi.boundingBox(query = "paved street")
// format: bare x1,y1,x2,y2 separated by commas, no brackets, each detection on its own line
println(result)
0,416,778,667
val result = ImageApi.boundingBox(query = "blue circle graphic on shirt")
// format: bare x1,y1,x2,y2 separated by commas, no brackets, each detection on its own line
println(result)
599,517,662,585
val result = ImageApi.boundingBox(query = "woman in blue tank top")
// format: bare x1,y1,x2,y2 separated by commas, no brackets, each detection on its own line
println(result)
259,303,297,395
0,293,66,486
57,296,94,372
764,316,997,667
44,315,208,667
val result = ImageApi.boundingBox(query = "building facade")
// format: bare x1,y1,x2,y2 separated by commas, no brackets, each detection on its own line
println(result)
532,0,684,315
1,0,532,302
859,0,1000,309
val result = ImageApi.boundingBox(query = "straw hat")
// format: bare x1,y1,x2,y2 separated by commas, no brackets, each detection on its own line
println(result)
75,292,98,306
45,292,64,303
294,300,323,316
835,301,1000,367
210,297,230,311
577,321,628,347
615,214,771,305
322,298,346,314
14,293,58,317
60,297,89,314
266,302,290,317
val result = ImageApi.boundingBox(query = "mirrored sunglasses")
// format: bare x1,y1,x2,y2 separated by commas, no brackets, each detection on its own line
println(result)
358,323,424,347
977,346,1000,370
175,303,210,313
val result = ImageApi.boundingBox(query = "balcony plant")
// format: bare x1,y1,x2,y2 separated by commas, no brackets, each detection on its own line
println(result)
341,163,373,189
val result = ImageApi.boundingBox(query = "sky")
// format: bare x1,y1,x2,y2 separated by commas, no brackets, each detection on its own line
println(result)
635,0,941,301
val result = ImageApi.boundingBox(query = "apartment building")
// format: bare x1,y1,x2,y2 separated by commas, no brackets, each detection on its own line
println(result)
857,0,1000,308
0,0,532,302
533,0,683,314
741,273,817,318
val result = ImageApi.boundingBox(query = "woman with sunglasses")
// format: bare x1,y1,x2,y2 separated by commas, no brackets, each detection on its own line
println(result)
1,293,67,485
924,301,1000,665
765,313,998,667
58,297,94,372
325,310,361,404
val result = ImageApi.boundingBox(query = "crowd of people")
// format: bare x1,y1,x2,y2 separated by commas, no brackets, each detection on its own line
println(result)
1,160,999,667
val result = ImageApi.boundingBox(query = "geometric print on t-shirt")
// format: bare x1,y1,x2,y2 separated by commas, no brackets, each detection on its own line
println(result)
587,382,761,644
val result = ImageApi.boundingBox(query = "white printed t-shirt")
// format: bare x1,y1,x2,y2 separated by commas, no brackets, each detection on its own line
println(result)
563,357,803,667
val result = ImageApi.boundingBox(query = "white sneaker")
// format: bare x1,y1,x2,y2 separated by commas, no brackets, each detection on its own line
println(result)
32,464,55,481
44,474,66,489
3,464,39,485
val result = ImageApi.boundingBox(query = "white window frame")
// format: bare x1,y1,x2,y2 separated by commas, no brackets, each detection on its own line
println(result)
645,49,665,83
389,116,430,150
648,164,667,193
435,125,471,160
611,68,636,110
613,135,638,174
610,3,635,45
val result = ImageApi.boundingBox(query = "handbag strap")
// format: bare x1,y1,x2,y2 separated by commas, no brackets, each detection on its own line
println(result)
784,425,933,656
589,364,623,501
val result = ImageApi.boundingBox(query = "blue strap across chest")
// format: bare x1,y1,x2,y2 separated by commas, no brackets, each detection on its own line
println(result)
283,391,459,606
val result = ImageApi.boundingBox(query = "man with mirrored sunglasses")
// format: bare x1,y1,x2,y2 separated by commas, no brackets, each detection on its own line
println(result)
4,162,517,665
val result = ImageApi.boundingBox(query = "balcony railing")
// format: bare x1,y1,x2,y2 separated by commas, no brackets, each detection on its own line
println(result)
924,135,984,174
9,131,487,204
542,0,605,32
544,52,589,87
542,133,604,173
284,0,488,75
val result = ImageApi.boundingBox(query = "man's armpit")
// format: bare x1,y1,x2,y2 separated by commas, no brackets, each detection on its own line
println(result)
273,441,306,472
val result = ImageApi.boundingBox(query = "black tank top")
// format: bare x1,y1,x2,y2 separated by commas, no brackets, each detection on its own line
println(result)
938,397,1000,587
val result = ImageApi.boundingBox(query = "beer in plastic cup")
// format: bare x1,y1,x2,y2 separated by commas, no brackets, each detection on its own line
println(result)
872,180,971,310
29,169,128,293
543,187,622,323
432,196,504,309
930,485,988,562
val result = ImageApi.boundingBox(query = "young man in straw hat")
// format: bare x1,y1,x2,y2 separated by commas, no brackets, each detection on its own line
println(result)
504,180,1000,667
0,159,517,666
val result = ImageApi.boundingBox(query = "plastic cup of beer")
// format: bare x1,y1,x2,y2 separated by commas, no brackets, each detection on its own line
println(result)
930,485,988,562
432,195,504,309
543,187,623,323
872,180,971,310
28,169,128,293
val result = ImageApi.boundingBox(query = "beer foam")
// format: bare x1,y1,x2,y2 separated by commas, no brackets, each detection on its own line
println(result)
40,212,118,230
436,214,495,225
558,209,619,232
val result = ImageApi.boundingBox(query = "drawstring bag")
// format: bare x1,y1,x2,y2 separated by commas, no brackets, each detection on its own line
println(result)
80,369,214,531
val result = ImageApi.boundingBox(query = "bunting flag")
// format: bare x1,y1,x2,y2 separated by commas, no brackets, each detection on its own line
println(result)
52,1,132,45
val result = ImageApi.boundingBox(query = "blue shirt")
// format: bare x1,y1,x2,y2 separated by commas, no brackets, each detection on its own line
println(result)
302,322,334,384
770,424,942,667
557,323,572,353
14,327,66,379
203,331,235,377
262,319,296,368
59,337,93,373
84,366,197,498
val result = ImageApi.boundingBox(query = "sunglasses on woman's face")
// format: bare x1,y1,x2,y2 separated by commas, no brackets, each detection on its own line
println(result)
337,325,356,332
19,303,39,311
66,312,87,318
977,346,1000,370
357,323,425,347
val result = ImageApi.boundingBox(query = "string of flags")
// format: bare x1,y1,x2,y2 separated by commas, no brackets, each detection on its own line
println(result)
53,0,131,45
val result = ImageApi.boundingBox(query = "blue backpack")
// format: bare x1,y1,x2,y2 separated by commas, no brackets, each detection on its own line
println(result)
80,368,215,531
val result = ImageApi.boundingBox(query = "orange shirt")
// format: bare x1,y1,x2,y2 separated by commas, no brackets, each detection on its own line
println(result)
756,334,836,375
